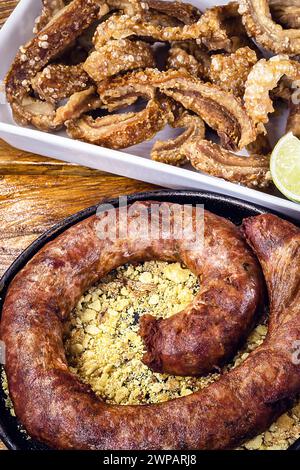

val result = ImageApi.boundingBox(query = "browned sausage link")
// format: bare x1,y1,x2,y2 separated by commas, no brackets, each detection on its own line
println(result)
2,201,261,380
1,206,299,449
139,207,262,375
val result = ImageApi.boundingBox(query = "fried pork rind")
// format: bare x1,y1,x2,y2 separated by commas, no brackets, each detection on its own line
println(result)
200,2,251,52
5,0,100,131
246,133,271,156
239,0,300,55
106,0,146,15
61,0,146,63
167,46,204,78
173,40,211,65
167,44,259,95
138,10,185,30
168,41,211,78
184,139,272,189
12,96,56,132
93,7,230,50
209,47,258,97
172,2,256,53
98,72,156,113
84,39,155,83
54,86,102,126
147,0,201,24
269,0,300,29
151,111,205,166
287,103,300,138
158,75,256,150
272,76,294,101
4,0,292,197
32,64,90,104
100,69,256,150
66,96,172,148
244,55,300,134
34,0,67,34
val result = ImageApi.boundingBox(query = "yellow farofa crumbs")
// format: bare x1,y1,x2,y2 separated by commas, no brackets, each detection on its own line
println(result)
1,261,300,449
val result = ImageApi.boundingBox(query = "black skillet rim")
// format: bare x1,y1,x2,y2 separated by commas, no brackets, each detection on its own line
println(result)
0,189,299,450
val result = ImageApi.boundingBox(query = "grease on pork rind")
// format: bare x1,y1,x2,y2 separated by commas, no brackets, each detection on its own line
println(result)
244,55,300,134
84,39,155,83
239,0,300,55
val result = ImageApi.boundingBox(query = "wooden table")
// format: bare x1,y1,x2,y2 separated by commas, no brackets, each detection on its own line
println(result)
0,0,156,450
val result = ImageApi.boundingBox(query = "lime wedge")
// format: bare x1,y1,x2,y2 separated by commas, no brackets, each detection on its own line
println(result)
270,132,300,202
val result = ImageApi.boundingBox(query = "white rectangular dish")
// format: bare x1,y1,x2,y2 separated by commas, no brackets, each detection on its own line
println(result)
1,0,300,219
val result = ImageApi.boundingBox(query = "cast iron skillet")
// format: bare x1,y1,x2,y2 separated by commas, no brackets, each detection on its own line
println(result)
0,190,299,450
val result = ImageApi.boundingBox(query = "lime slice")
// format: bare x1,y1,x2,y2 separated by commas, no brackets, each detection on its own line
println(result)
270,132,300,202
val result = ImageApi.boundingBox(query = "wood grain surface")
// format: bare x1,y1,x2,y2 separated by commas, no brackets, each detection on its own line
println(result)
0,144,155,278
0,1,17,27
0,0,157,450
